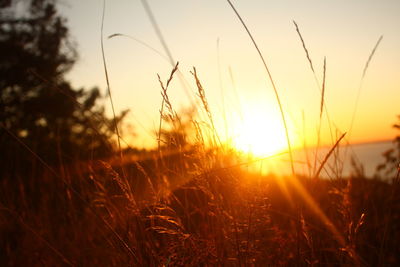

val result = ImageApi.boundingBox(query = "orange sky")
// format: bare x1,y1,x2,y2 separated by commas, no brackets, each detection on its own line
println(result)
60,0,400,150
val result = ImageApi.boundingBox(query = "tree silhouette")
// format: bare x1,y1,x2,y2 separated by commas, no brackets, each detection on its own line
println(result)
0,0,122,173
376,115,400,179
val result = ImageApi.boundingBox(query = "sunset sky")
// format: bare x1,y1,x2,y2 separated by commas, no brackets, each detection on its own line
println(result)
60,0,400,151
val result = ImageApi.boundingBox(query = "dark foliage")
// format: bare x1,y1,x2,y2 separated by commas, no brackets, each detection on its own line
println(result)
376,115,400,179
0,0,121,175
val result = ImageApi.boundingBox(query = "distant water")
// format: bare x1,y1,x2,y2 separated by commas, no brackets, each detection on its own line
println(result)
340,141,394,177
250,140,395,178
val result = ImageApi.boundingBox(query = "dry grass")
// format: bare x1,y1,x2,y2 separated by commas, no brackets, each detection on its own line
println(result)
1,4,398,267
1,149,399,266
1,66,399,265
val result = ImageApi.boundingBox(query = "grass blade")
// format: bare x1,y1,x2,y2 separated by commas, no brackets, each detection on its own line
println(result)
226,0,295,175
348,35,383,138
140,0,196,106
314,132,346,178
101,0,123,160
293,20,315,74
320,57,326,119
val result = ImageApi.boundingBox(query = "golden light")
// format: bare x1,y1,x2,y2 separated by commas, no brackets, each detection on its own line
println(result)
230,105,292,157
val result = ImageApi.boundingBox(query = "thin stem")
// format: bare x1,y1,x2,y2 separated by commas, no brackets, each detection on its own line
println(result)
226,0,295,175
101,0,122,159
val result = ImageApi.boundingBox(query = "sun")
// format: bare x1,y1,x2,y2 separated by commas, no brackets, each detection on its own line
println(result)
230,107,291,157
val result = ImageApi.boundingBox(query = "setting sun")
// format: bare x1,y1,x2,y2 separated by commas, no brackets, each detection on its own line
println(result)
229,106,291,157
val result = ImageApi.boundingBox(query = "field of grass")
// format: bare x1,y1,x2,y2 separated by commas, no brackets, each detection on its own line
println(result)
1,64,400,265
1,1,400,266
1,137,400,266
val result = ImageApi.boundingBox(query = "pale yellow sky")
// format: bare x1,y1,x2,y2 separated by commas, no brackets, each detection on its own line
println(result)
60,0,400,150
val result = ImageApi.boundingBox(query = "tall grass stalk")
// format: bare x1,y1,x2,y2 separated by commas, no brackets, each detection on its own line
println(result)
292,21,337,176
192,67,222,147
343,36,383,160
331,35,383,176
292,21,334,140
108,33,169,62
226,0,295,175
320,57,327,120
140,0,196,107
101,0,122,160
157,62,180,154
314,132,346,179
313,57,327,177
302,111,312,177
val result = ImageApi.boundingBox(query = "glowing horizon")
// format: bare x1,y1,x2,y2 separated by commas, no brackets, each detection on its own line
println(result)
60,0,400,151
